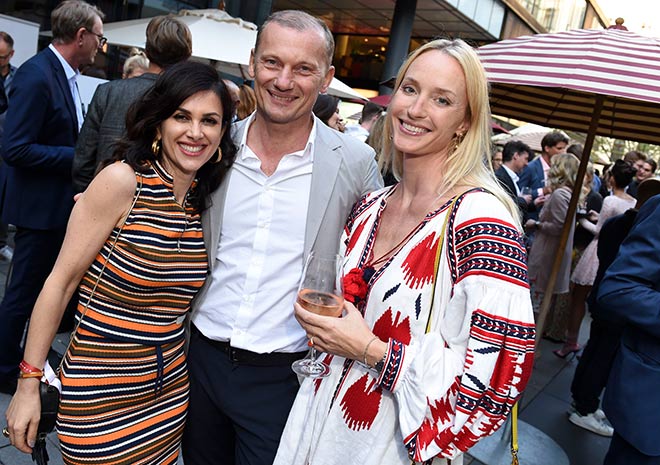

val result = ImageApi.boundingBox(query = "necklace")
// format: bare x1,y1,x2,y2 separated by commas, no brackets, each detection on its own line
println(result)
367,185,457,268
342,186,458,307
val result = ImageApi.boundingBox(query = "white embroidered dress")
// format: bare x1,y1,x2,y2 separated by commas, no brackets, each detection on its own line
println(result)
274,188,536,465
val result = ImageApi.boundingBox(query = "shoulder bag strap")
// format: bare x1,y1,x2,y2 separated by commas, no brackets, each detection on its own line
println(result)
57,174,143,373
425,195,459,334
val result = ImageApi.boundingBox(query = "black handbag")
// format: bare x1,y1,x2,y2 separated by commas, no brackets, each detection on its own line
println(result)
30,177,143,465
31,383,60,465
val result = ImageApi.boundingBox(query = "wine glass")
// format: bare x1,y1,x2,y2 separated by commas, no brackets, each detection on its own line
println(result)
292,252,344,378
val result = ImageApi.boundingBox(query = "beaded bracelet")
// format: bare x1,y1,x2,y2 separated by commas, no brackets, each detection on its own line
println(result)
362,336,380,366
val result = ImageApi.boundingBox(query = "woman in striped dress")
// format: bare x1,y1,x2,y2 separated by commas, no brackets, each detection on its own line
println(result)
5,61,236,464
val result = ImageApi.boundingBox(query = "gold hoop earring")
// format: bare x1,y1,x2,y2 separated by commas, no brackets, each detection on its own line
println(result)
449,132,464,156
212,148,222,164
151,137,161,156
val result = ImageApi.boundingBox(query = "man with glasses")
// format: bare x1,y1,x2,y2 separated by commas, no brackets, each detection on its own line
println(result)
72,15,192,192
0,0,105,395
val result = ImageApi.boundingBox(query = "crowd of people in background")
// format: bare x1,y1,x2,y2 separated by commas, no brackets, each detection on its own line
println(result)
492,130,660,459
0,2,658,465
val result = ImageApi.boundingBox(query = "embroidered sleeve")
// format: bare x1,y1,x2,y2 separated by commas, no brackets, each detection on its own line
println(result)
383,193,536,462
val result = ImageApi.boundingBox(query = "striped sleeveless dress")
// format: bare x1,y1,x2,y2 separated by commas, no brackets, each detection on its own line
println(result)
57,161,208,465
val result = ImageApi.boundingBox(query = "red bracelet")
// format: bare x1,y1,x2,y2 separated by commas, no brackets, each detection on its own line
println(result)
19,360,42,374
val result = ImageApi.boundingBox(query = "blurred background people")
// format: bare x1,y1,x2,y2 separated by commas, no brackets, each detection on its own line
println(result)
122,48,149,78
72,14,192,193
236,83,256,120
491,146,503,171
526,153,580,342
312,93,344,132
344,101,382,142
518,130,569,220
0,31,16,261
557,159,636,358
222,78,240,121
628,157,657,198
365,112,396,186
0,0,105,395
495,139,532,221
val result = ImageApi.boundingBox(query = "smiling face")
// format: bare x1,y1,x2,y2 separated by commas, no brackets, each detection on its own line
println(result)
158,90,225,180
389,50,470,160
249,22,334,128
327,106,343,131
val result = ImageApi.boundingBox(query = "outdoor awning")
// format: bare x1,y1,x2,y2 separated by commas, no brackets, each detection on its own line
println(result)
479,28,660,145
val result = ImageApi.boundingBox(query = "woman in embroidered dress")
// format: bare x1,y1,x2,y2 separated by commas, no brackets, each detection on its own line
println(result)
5,61,236,464
274,39,535,465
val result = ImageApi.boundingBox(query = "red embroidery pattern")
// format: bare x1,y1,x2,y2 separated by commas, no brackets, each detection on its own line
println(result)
340,373,383,431
372,308,412,345
345,217,369,256
402,232,439,289
411,378,460,455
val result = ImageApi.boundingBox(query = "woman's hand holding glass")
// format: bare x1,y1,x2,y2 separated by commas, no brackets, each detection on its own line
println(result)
294,299,386,367
292,252,387,377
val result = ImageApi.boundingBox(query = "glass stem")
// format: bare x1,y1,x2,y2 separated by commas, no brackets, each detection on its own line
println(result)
309,346,318,362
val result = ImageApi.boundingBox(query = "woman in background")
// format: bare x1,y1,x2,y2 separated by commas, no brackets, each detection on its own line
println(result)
557,159,636,357
526,153,580,342
122,48,149,79
313,93,345,132
236,84,256,120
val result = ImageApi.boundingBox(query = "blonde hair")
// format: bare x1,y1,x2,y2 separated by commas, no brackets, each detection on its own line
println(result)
122,50,149,78
378,38,520,228
547,153,580,190
236,84,256,120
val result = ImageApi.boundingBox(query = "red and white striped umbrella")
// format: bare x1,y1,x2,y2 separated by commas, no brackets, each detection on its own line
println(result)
478,28,660,145
479,26,660,349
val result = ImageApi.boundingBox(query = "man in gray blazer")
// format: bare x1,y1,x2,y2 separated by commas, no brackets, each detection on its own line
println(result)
71,15,192,192
183,10,382,465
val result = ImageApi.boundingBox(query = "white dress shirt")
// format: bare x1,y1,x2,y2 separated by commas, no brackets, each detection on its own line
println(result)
192,114,316,353
48,44,83,131
502,164,521,196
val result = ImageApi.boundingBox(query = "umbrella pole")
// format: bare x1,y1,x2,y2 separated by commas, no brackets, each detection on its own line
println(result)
533,95,604,351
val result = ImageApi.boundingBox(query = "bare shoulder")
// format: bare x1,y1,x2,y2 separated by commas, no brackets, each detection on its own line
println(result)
88,162,137,198
77,162,137,221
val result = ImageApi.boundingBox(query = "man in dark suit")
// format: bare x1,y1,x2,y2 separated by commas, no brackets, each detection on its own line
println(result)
0,0,105,394
597,193,660,464
517,130,568,220
72,15,192,193
568,179,660,438
495,140,532,219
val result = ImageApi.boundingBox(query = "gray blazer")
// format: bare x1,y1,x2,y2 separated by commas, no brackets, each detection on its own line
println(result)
192,116,383,311
72,73,158,192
